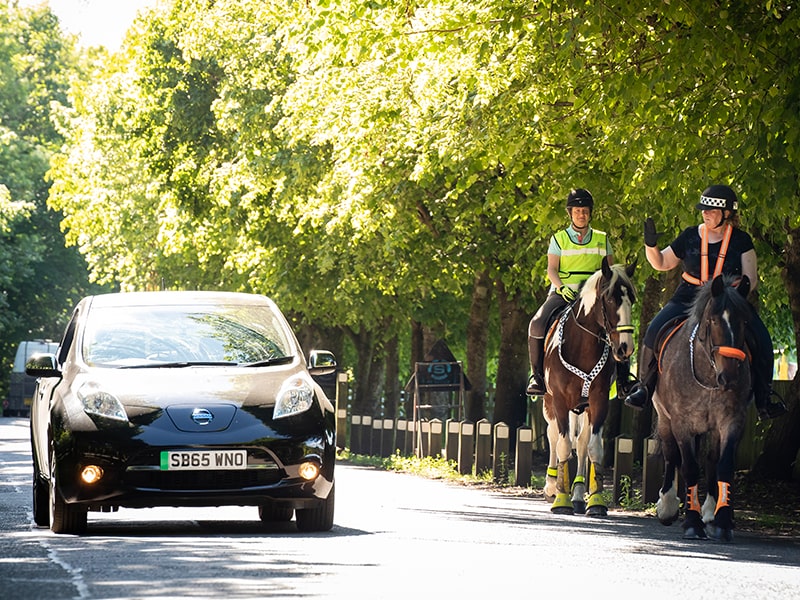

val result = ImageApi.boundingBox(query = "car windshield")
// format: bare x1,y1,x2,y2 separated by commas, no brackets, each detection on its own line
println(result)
81,303,294,367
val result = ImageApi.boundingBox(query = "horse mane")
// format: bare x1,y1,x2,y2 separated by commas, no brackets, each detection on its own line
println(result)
687,274,750,327
579,262,636,303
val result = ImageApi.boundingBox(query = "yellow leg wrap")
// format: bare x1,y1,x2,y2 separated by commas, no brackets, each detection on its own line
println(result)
588,462,602,496
558,461,570,494
547,467,558,479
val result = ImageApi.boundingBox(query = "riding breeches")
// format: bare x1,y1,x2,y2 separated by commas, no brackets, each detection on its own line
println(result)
529,293,568,339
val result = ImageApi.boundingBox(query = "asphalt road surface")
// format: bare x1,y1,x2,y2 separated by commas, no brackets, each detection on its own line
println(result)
1,416,799,599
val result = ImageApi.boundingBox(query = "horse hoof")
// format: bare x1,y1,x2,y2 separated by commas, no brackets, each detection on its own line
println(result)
551,506,574,515
683,526,708,540
573,501,586,515
709,526,734,543
586,504,608,518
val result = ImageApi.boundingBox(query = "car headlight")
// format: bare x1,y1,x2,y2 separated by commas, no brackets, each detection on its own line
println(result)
77,382,128,421
273,375,314,419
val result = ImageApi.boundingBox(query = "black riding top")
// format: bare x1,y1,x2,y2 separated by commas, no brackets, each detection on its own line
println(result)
669,225,755,304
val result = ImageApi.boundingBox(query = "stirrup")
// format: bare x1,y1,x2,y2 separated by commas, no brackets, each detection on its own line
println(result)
623,385,647,411
526,374,545,396
617,374,639,397
757,389,787,420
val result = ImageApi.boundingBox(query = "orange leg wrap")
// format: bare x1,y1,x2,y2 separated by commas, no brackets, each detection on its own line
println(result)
716,481,731,512
686,484,702,513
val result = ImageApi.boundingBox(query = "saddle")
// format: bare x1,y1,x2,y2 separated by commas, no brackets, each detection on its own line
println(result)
653,316,688,373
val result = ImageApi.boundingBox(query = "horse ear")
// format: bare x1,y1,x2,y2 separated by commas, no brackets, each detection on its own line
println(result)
625,259,637,278
737,275,751,298
711,274,725,296
602,255,612,278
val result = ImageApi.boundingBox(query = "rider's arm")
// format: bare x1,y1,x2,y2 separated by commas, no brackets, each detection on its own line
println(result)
646,244,681,272
741,249,758,291
546,253,563,288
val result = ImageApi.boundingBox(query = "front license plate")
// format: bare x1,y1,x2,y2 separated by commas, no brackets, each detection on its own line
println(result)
160,450,247,471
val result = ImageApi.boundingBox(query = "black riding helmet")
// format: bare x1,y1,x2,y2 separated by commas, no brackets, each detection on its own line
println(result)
696,184,738,212
566,188,594,209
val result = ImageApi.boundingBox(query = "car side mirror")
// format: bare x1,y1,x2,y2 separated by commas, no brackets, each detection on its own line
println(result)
308,350,336,375
25,353,61,378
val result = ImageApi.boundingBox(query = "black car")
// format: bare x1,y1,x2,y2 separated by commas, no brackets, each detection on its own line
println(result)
28,291,336,534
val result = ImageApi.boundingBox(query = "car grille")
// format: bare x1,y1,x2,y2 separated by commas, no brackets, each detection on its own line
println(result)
125,468,283,491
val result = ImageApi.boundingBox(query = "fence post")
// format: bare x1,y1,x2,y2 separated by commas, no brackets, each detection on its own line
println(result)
395,419,407,455
458,421,474,475
613,435,634,504
642,437,663,504
445,419,459,461
362,416,373,455
335,372,349,450
493,422,510,483
419,420,431,458
515,426,533,487
350,415,362,455
429,418,443,458
405,419,415,456
475,418,492,475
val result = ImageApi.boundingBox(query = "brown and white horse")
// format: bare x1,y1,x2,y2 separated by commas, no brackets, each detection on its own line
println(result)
653,274,752,541
542,257,637,515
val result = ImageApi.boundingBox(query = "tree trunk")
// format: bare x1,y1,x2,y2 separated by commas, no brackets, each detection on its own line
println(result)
465,270,491,423
384,334,400,418
753,223,800,479
493,279,531,446
347,328,376,415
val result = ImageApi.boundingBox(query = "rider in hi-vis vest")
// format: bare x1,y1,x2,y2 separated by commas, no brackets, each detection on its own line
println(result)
526,188,637,397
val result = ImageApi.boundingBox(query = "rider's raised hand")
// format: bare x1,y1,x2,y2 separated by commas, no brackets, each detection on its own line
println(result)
644,217,663,248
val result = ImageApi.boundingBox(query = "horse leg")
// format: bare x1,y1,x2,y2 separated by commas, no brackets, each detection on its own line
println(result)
678,435,707,540
585,424,608,517
551,422,575,515
656,417,681,525
543,403,559,502
571,412,588,515
709,429,741,542
702,431,720,526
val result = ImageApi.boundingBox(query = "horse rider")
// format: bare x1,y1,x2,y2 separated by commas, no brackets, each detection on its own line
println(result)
526,188,637,397
623,184,787,420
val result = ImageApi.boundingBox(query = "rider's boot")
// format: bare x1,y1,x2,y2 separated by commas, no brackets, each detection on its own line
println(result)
526,336,546,396
754,381,788,421
615,359,638,397
624,346,657,411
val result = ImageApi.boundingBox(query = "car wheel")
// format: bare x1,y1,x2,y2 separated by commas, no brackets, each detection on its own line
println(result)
295,483,335,532
32,461,50,527
258,502,294,522
49,449,87,534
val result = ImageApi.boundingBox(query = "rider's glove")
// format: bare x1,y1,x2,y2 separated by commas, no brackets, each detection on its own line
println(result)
557,285,577,302
644,217,663,248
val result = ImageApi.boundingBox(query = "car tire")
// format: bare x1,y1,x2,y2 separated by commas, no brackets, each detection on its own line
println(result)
49,449,87,534
32,461,50,527
258,502,294,522
295,483,335,532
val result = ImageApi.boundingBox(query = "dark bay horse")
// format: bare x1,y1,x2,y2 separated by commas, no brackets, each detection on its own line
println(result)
542,257,637,515
653,274,752,542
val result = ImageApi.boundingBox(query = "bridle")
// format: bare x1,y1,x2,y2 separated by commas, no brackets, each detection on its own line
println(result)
689,313,747,390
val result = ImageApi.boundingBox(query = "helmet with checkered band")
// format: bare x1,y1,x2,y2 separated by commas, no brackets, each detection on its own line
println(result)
696,185,738,212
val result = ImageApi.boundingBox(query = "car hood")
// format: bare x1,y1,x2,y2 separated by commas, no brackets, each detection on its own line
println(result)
76,362,310,409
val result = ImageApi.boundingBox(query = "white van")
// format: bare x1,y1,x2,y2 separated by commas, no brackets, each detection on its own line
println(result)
4,340,59,417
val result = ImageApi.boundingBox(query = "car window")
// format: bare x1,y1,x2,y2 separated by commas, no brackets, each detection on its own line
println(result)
81,303,293,367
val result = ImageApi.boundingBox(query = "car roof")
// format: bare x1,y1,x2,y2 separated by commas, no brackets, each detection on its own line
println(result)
84,291,278,309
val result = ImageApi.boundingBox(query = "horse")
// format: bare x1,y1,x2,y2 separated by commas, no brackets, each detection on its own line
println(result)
653,273,752,542
542,256,637,516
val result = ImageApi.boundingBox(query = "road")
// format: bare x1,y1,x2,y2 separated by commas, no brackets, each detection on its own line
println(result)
1,416,799,599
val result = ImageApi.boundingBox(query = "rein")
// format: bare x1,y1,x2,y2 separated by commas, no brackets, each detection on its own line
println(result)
688,322,747,390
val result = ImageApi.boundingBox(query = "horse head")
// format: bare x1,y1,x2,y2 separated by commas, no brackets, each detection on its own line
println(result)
581,256,637,362
695,274,750,390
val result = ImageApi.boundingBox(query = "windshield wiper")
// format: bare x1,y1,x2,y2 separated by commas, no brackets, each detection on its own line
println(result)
119,361,238,369
242,355,294,368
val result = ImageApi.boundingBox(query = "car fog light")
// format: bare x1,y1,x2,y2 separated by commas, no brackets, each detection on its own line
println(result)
81,465,104,484
298,461,319,481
